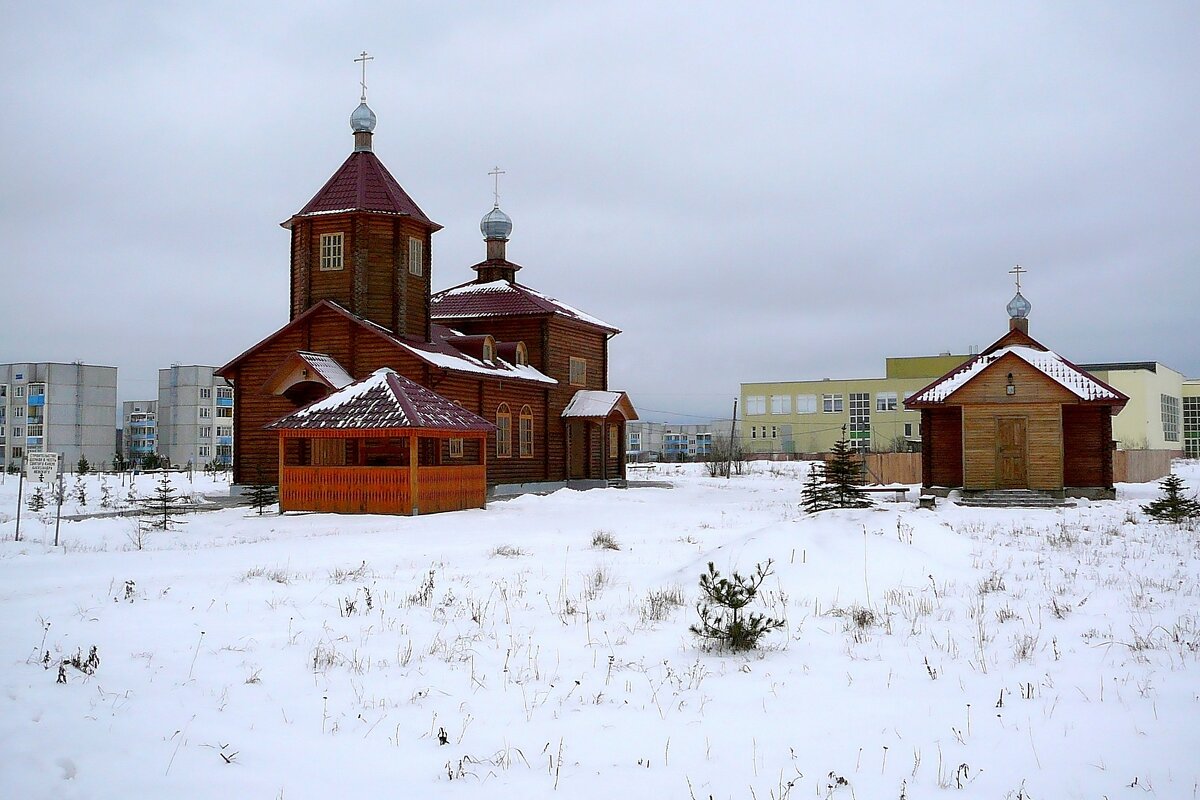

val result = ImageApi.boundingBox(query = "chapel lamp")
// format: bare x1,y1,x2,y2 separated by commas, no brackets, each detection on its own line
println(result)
1006,373,1016,396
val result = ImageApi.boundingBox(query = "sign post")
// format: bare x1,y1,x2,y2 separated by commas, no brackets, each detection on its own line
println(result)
13,460,23,542
26,452,61,484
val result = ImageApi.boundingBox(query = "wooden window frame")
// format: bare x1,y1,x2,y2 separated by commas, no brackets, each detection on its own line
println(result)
569,357,587,387
496,403,512,458
320,232,344,271
408,237,424,277
448,437,464,458
519,405,534,458
608,425,619,460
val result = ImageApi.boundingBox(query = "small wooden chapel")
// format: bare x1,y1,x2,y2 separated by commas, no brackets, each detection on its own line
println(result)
905,272,1129,499
217,62,636,498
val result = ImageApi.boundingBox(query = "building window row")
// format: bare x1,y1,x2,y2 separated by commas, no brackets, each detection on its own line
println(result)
1182,397,1200,458
496,404,536,459
746,391,915,416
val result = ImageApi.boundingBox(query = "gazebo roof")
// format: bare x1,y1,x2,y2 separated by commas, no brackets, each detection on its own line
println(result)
268,368,494,432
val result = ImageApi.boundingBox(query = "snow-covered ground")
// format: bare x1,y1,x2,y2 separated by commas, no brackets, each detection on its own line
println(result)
1,462,1198,799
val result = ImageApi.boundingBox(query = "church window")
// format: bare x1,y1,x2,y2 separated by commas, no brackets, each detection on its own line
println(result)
408,237,424,277
482,337,495,362
448,437,464,458
569,357,587,387
496,403,512,458
515,342,528,366
519,405,534,457
320,233,344,271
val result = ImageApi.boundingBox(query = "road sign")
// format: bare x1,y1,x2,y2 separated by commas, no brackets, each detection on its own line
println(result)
25,452,60,483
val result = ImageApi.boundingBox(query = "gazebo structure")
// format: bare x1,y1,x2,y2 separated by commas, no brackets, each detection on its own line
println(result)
268,368,493,515
905,279,1128,499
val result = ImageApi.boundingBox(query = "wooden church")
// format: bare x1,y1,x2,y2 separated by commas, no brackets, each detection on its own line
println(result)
905,279,1128,499
217,87,636,502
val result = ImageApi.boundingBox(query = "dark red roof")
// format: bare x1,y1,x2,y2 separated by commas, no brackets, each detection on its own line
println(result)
268,369,494,432
431,280,619,333
291,151,441,230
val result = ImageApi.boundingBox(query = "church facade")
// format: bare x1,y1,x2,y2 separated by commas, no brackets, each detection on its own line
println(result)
218,97,635,492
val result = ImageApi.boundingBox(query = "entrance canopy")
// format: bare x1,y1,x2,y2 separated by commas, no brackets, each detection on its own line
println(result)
561,390,638,420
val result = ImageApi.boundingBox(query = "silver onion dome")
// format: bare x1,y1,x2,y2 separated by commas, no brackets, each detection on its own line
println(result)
1007,291,1031,319
481,206,513,240
350,102,377,133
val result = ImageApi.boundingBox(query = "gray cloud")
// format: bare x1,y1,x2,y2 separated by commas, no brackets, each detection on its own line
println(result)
2,2,1196,421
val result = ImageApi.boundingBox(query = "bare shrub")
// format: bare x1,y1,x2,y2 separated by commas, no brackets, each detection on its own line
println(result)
490,544,526,558
591,530,620,550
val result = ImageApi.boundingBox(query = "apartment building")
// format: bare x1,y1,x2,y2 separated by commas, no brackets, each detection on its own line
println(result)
157,365,234,467
0,362,118,471
121,400,158,462
626,419,737,462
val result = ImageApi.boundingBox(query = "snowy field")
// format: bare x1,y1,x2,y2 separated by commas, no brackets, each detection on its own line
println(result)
1,462,1198,799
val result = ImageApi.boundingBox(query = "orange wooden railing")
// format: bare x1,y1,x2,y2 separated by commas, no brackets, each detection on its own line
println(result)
279,464,486,515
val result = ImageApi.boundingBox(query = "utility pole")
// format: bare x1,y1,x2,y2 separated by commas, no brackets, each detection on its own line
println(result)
727,398,738,479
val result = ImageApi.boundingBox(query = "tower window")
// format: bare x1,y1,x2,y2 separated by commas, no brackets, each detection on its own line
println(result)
319,233,344,271
408,237,424,276
569,357,587,387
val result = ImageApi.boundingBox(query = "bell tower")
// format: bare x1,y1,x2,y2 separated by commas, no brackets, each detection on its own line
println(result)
283,53,442,341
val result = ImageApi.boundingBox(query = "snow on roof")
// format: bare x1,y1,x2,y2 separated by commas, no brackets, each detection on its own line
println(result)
296,351,354,389
431,280,619,332
909,346,1124,404
561,390,637,419
269,368,493,431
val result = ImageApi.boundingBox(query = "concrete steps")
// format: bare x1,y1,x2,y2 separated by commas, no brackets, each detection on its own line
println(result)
957,489,1073,508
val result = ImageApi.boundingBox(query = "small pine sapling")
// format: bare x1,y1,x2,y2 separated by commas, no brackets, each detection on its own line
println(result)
99,479,113,509
140,472,187,531
1141,474,1200,524
27,487,47,513
73,476,88,506
244,468,279,516
690,559,785,650
76,455,90,476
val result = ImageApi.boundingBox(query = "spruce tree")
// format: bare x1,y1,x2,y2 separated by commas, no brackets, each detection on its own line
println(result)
27,487,47,513
140,472,187,531
244,468,279,516
1141,474,1200,524
112,452,128,473
76,456,90,475
822,428,873,509
73,477,88,507
800,461,836,513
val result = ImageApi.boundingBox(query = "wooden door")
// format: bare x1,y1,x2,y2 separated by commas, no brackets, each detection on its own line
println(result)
567,421,586,479
996,417,1027,488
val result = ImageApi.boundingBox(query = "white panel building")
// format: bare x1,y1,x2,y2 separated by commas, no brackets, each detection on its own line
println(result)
0,362,118,472
157,365,234,468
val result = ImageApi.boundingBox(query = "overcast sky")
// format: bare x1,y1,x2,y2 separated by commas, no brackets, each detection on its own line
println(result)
2,2,1197,422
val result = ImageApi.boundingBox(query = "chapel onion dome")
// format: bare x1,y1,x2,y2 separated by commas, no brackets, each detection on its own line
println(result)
350,102,377,133
481,206,513,241
1007,291,1031,319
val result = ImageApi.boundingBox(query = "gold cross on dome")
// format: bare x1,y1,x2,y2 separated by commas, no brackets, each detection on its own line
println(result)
489,165,506,208
354,51,374,102
1008,264,1027,292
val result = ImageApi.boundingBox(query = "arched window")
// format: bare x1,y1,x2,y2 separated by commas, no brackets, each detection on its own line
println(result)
482,336,496,363
519,405,534,458
496,403,512,458
515,342,528,366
